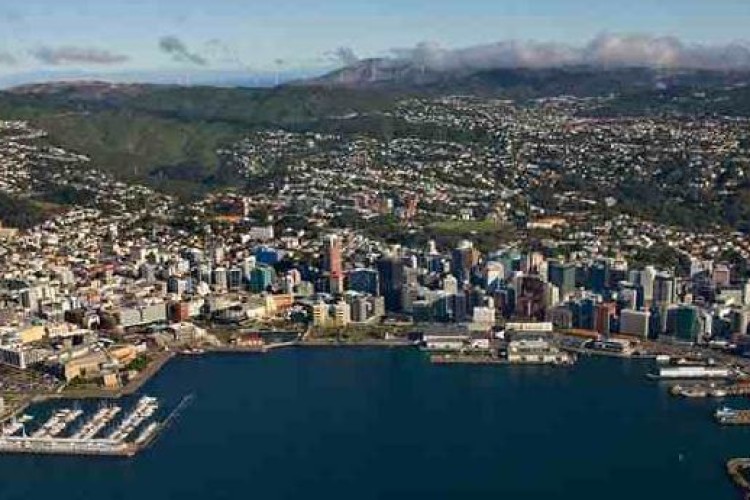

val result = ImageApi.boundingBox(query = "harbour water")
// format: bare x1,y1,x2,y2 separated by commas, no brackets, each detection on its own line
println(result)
0,348,748,499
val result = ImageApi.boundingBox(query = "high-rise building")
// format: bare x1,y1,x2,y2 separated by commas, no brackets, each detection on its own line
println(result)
588,260,609,294
640,266,657,302
249,266,274,293
548,261,576,298
653,273,676,307
312,302,329,327
377,256,404,312
443,275,459,296
484,261,505,291
451,240,474,284
347,268,379,296
516,276,548,320
620,309,650,338
666,305,701,342
323,235,343,278
594,302,617,336
333,301,351,327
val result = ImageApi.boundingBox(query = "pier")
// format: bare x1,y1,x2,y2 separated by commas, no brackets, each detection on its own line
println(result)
669,382,750,398
0,395,175,457
31,408,83,438
715,407,750,425
70,405,121,440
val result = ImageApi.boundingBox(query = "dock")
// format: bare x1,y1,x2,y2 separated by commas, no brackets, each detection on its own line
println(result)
715,407,750,425
70,405,121,440
431,354,508,365
669,382,750,398
0,394,181,457
31,408,83,438
430,353,575,366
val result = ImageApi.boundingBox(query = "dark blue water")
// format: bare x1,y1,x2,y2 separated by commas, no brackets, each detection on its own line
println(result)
0,348,746,499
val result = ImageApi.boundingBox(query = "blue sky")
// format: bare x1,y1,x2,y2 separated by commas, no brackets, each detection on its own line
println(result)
1,0,749,82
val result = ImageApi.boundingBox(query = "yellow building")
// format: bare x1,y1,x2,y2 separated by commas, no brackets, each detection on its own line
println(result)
312,302,329,327
109,345,137,366
63,352,108,381
18,325,45,344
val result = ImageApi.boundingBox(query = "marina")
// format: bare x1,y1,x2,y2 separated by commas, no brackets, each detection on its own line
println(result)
70,405,122,440
31,408,83,439
0,395,179,457
1,415,33,437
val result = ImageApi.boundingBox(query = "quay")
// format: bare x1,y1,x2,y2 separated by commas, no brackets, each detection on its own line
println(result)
431,354,508,365
669,382,750,398
0,436,138,457
430,353,575,366
715,407,750,425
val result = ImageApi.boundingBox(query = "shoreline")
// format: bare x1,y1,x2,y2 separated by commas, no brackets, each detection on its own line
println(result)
1,340,414,418
0,337,694,416
4,341,748,492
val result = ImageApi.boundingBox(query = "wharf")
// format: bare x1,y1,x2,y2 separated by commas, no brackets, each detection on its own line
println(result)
670,382,750,398
430,353,575,366
0,436,139,457
298,339,415,348
716,410,750,425
562,345,651,359
431,354,508,365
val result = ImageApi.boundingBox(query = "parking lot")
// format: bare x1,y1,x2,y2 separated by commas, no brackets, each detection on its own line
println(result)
0,365,61,394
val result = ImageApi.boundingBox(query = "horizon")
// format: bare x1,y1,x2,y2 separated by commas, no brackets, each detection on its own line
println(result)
1,0,750,86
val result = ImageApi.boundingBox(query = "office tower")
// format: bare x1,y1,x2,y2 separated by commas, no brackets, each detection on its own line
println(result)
516,276,548,320
484,261,505,291
594,302,617,336
653,273,676,307
249,266,274,293
620,309,651,338
588,260,609,294
377,255,404,312
666,305,701,343
618,281,644,310
323,235,343,278
640,266,657,301
451,240,474,284
453,293,468,323
443,275,459,295
548,260,576,298
347,268,379,296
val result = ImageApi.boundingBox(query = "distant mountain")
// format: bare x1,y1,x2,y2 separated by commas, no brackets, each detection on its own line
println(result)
300,60,750,98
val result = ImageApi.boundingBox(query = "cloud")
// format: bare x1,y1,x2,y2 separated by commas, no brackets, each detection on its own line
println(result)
32,46,129,65
0,52,16,65
159,36,207,66
0,9,24,24
381,34,750,72
330,47,359,66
